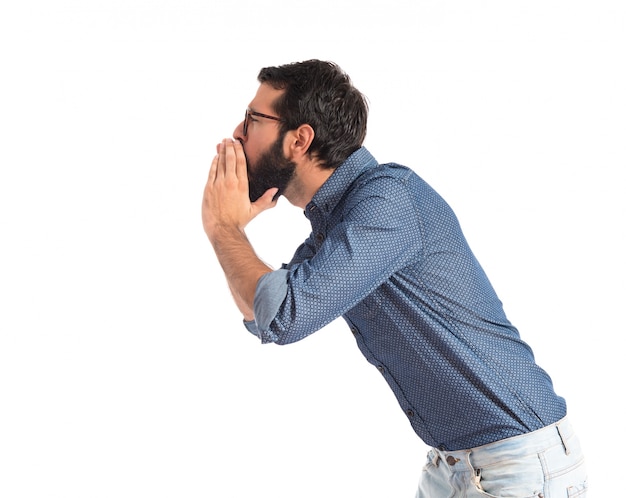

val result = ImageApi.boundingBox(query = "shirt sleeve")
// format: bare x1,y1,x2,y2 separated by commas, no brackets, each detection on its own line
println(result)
252,174,423,345
242,270,289,340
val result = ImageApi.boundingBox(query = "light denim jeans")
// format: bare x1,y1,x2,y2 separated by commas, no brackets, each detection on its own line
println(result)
416,417,587,497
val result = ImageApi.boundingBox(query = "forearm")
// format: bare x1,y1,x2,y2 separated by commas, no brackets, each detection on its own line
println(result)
209,226,272,320
202,138,278,321
228,281,254,321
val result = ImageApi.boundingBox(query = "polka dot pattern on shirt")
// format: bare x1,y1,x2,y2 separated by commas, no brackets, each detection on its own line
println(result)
249,147,566,450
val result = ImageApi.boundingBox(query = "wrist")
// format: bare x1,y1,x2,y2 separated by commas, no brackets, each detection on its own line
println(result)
206,223,246,246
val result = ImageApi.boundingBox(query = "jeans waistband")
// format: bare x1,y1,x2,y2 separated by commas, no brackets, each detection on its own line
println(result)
432,416,575,469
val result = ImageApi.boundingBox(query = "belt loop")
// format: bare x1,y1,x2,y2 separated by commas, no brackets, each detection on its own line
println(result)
556,423,570,455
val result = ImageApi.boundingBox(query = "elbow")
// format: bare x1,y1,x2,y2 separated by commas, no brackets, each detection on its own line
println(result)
260,319,311,346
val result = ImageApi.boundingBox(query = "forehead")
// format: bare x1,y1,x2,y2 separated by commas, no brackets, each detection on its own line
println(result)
248,83,284,113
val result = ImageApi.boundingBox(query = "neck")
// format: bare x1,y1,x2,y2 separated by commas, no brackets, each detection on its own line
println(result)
284,162,334,209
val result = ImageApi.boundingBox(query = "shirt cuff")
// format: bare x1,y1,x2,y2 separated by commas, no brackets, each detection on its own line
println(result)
243,319,259,337
241,269,289,342
253,269,289,340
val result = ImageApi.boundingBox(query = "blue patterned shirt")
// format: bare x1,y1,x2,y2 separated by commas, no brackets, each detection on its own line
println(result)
244,147,566,450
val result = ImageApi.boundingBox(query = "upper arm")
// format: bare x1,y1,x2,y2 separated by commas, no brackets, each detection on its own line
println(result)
263,176,422,343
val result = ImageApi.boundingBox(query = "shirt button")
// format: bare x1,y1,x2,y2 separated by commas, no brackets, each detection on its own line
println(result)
377,366,385,373
406,409,414,417
315,233,325,242
351,327,358,335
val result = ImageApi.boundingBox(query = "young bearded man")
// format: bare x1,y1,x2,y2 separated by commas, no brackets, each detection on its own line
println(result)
201,59,588,497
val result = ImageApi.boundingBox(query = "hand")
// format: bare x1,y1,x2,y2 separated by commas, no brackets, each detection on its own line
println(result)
202,139,278,240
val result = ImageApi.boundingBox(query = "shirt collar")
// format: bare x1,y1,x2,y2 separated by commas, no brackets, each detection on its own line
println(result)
305,147,378,219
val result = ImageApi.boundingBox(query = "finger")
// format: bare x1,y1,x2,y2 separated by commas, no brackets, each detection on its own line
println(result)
222,139,237,177
232,139,248,182
217,141,227,178
203,154,219,218
251,187,279,216
208,153,219,185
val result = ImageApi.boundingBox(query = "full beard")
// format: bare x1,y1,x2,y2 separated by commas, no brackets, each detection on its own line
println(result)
245,136,297,202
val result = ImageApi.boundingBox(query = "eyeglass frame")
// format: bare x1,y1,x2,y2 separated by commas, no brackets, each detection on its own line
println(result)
243,108,285,137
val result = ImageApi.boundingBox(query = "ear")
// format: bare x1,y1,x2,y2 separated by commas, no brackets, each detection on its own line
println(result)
284,124,315,160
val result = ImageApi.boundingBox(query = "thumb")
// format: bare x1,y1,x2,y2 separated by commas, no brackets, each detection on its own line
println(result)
251,187,280,215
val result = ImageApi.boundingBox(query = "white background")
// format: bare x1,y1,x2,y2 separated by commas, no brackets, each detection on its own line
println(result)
1,1,624,496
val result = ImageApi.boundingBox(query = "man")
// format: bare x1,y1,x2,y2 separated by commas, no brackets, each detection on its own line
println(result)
202,60,587,497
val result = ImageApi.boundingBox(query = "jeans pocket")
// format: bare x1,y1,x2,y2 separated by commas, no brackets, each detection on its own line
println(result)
566,480,588,497
470,453,544,498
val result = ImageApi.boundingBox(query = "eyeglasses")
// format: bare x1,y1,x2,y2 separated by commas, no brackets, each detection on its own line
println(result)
243,108,284,137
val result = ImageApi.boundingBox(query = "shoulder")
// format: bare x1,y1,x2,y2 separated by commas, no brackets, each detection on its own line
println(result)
334,164,422,226
345,162,423,205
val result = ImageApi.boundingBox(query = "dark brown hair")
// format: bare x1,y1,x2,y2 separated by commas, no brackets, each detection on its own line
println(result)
258,60,369,169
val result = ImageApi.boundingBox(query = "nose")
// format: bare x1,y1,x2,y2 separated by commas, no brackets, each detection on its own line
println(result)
233,120,245,142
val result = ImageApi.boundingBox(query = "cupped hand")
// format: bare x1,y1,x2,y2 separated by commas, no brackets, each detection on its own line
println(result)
202,139,278,239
